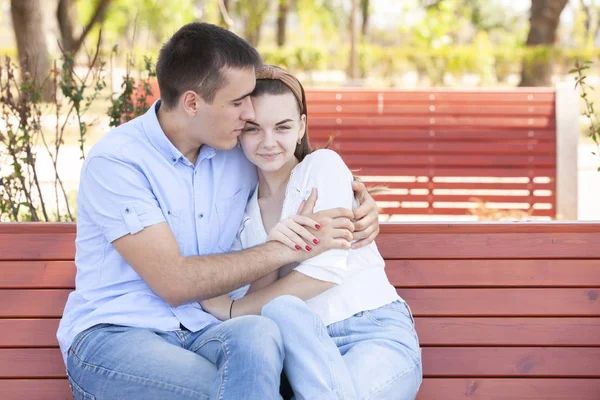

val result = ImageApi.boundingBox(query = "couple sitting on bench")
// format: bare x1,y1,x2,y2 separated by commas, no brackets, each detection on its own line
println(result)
58,22,422,400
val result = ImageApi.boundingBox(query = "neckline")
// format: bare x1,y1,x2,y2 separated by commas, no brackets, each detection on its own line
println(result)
251,161,302,239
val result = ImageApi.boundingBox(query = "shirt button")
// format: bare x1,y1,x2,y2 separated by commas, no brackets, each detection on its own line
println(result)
172,157,177,162
197,213,204,219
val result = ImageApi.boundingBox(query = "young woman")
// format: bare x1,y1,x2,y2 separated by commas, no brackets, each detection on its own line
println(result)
200,65,422,400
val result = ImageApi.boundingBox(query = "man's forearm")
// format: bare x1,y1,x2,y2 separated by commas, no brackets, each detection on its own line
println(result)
173,241,299,305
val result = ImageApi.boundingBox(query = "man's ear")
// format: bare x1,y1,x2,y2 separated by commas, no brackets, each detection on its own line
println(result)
182,91,201,116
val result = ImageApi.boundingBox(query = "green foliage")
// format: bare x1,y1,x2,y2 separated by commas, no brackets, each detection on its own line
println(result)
571,59,600,171
107,50,157,128
260,44,600,86
0,45,107,222
77,0,197,47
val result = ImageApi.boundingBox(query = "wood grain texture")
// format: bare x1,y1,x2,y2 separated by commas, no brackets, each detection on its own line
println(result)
386,259,600,287
3,347,597,379
0,261,75,288
1,378,598,400
397,288,600,316
416,378,600,400
0,379,72,400
422,347,600,377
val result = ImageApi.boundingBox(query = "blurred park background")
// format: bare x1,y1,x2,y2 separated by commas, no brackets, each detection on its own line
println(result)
0,0,598,222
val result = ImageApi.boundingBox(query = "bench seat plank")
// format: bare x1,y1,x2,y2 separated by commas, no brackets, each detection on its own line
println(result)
386,259,600,287
377,234,600,259
2,378,598,400
416,318,600,346
3,318,599,348
422,347,600,377
397,288,600,316
1,288,597,317
0,379,72,400
3,348,598,378
416,378,600,400
0,262,75,288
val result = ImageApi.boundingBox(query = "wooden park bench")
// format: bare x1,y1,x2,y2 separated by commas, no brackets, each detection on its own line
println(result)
1,222,598,399
305,87,579,220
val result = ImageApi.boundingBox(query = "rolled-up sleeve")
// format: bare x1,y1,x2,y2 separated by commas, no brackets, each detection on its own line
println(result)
294,150,354,285
79,155,166,243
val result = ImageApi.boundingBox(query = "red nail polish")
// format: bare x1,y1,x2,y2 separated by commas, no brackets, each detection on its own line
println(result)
306,246,311,251
313,239,319,245
295,245,301,250
315,224,321,230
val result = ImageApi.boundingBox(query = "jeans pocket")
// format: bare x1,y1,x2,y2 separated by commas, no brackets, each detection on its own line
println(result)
69,323,111,357
67,372,96,400
363,302,422,363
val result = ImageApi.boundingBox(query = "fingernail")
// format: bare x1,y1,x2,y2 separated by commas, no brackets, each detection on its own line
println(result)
315,224,321,229
305,246,311,251
295,245,301,250
313,238,319,245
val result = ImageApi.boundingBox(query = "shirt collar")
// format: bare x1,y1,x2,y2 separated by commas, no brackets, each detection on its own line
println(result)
142,100,217,166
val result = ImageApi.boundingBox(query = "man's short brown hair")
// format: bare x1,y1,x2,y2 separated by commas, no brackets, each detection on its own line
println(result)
156,23,262,108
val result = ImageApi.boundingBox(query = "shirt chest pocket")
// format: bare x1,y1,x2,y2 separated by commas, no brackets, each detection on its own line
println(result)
215,189,246,252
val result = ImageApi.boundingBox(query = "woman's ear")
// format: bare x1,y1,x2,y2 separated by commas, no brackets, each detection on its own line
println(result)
298,114,307,141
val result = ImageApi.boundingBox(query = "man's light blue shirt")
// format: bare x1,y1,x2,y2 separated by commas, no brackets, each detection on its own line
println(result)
57,101,257,364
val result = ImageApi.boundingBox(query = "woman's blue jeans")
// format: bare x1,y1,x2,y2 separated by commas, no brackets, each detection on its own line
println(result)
262,296,423,400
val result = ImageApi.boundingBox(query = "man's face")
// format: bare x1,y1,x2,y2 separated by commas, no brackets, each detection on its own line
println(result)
193,67,257,151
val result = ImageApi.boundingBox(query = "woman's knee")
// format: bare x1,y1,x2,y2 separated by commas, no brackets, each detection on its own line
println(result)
261,295,307,321
231,315,284,358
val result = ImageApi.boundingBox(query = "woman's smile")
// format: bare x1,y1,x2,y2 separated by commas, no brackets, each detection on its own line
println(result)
258,152,282,161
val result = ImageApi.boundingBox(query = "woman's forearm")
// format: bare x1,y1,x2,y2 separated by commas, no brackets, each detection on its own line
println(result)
232,271,335,317
247,271,279,294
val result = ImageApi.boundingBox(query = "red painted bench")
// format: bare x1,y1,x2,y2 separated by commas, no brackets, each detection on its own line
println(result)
1,222,598,399
305,88,578,220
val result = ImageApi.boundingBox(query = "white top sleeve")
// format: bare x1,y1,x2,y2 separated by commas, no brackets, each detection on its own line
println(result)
293,150,354,285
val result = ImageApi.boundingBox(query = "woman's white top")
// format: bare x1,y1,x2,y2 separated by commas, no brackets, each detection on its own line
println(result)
229,149,401,326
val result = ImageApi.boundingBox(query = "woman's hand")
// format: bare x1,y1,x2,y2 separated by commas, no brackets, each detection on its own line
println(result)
350,180,380,249
199,295,233,321
267,215,322,252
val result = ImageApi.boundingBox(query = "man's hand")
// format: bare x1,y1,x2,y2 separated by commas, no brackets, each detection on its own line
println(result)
351,180,380,249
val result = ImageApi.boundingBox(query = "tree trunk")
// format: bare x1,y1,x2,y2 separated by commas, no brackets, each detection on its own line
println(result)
56,0,110,55
348,0,359,80
276,0,289,47
519,0,569,87
361,0,369,38
56,0,76,53
10,0,52,101
218,0,234,29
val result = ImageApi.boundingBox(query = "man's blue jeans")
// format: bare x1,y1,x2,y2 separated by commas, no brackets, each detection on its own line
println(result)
66,315,285,399
262,296,423,400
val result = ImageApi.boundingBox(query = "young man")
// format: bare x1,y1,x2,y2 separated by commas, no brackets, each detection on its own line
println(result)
57,23,379,399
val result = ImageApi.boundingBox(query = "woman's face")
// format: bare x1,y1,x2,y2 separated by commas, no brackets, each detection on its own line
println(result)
240,93,306,173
